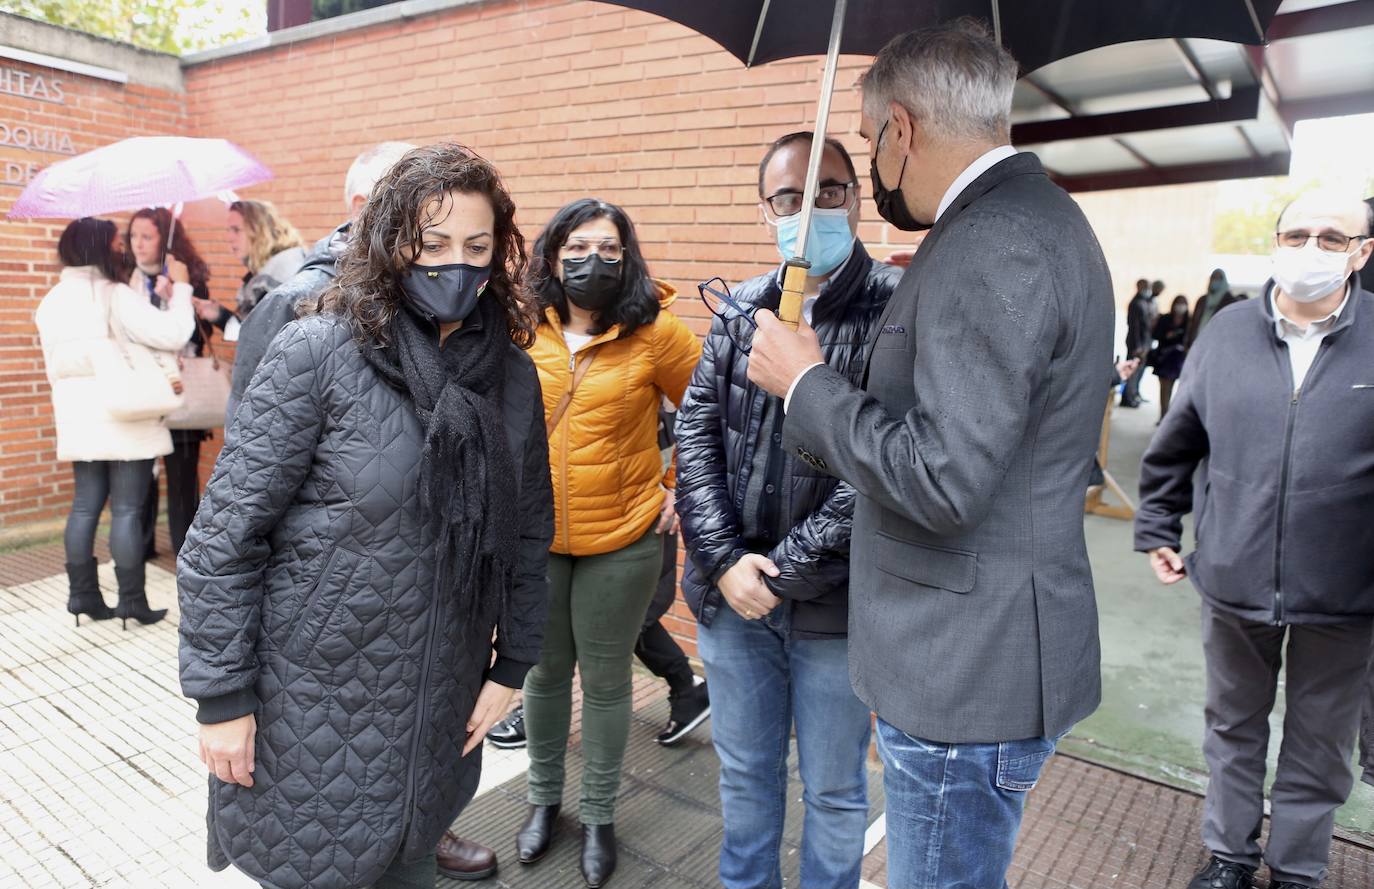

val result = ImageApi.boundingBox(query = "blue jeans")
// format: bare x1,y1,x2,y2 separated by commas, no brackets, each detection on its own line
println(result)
876,719,1057,889
698,603,872,889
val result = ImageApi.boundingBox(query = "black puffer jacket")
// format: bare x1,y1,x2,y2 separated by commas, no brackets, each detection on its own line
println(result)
178,314,552,889
676,243,899,638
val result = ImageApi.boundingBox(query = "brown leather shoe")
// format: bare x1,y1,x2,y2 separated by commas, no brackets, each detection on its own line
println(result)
436,832,497,881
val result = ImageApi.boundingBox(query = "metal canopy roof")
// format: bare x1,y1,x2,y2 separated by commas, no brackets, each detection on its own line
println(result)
1009,0,1374,192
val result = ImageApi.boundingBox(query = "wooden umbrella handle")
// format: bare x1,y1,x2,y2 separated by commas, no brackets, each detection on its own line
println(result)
777,259,810,330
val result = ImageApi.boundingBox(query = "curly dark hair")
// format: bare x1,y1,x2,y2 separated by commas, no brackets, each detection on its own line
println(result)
310,142,537,349
126,207,211,291
531,198,660,339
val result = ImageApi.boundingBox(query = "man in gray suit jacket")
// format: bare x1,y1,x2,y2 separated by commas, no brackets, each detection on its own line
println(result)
747,21,1113,888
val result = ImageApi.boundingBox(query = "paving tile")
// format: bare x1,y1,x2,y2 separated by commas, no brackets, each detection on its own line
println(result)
3,529,1374,888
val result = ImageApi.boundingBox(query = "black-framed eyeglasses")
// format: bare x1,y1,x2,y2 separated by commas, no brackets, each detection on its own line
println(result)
761,181,857,219
1274,229,1367,253
698,277,757,353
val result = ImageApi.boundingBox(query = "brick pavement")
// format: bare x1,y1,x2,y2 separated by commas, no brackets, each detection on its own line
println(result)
2,537,1373,888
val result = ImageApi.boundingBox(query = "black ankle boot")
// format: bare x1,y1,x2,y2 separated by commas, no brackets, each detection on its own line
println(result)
515,803,560,864
66,559,114,625
580,823,616,888
114,564,166,630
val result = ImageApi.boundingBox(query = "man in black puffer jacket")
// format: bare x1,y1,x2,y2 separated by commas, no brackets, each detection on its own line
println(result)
676,132,899,889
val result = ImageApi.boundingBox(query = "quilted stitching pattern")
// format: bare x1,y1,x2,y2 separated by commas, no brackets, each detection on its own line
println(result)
179,315,552,889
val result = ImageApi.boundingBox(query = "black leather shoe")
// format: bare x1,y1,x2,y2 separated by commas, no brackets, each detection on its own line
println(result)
515,803,559,864
580,822,616,888
1187,855,1255,889
488,705,527,749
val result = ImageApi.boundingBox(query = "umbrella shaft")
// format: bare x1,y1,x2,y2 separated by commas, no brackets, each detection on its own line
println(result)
790,0,848,276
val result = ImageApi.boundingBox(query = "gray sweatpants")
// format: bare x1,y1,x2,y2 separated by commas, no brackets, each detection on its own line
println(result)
1201,603,1374,885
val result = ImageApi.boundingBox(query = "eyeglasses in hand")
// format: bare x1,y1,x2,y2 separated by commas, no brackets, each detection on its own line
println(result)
698,277,757,354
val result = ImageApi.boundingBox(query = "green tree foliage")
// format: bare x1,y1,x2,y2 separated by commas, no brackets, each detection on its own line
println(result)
1,0,261,55
1213,174,1374,255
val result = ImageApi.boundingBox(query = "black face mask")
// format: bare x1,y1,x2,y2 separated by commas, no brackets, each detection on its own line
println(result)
561,254,622,313
401,262,488,323
870,120,931,233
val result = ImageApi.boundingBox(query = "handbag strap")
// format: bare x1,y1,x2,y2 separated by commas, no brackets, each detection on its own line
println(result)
547,350,596,435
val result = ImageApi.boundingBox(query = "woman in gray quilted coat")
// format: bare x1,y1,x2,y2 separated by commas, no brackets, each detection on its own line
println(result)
177,143,553,889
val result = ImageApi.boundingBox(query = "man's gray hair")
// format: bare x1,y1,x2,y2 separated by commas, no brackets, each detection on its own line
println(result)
344,141,417,207
860,20,1018,144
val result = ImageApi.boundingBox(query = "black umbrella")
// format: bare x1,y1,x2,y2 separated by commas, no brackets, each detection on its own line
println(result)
598,0,1283,325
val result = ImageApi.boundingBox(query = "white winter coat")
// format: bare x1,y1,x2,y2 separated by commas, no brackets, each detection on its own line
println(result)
36,266,194,462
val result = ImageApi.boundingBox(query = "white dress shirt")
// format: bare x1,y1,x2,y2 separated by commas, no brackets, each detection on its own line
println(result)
1272,287,1348,392
935,145,1018,223
783,145,1019,412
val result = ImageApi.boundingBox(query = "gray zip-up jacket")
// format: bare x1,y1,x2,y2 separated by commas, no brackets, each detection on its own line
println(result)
1135,280,1374,625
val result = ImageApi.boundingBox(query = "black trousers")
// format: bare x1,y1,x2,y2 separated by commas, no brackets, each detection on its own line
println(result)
142,430,204,557
634,531,695,693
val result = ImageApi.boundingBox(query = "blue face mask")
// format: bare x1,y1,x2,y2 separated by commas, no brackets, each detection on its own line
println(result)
773,206,856,278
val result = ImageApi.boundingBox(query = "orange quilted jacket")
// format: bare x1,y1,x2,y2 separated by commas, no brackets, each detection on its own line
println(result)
530,282,702,556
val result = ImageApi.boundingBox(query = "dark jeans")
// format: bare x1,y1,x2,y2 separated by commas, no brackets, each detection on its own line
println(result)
634,532,695,693
142,430,204,556
1200,604,1374,885
65,459,153,572
876,719,1057,889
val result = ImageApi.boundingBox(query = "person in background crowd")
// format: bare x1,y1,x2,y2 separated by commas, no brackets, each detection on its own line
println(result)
36,218,192,629
676,130,898,889
227,141,415,420
1121,277,1157,408
1187,268,1242,347
211,198,306,338
1149,294,1191,421
178,143,552,889
487,406,712,754
633,405,711,747
1136,191,1374,889
127,208,220,558
513,198,700,889
745,22,1113,888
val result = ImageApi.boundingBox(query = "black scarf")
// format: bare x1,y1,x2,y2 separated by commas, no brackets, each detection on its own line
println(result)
363,294,518,627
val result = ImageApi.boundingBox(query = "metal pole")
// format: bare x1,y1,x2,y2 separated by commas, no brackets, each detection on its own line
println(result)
777,0,848,328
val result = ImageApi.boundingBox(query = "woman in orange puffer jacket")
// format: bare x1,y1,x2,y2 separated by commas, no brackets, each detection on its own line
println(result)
514,199,700,887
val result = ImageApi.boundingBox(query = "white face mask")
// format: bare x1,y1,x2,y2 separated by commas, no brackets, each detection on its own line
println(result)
1271,244,1352,304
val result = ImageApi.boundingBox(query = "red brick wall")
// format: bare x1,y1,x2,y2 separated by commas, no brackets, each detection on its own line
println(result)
0,59,189,527
1,0,916,650
174,0,911,652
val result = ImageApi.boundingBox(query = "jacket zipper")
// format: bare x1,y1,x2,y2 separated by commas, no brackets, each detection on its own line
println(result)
1271,339,1328,625
403,557,443,838
1272,386,1298,625
558,343,574,552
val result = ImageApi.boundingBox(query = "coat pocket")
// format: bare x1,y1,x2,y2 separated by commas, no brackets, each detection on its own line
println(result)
873,531,977,594
283,547,357,660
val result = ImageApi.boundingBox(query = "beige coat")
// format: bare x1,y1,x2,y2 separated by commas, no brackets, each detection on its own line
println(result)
36,266,194,462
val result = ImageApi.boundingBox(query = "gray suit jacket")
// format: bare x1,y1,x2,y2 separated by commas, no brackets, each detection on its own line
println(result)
784,153,1113,743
